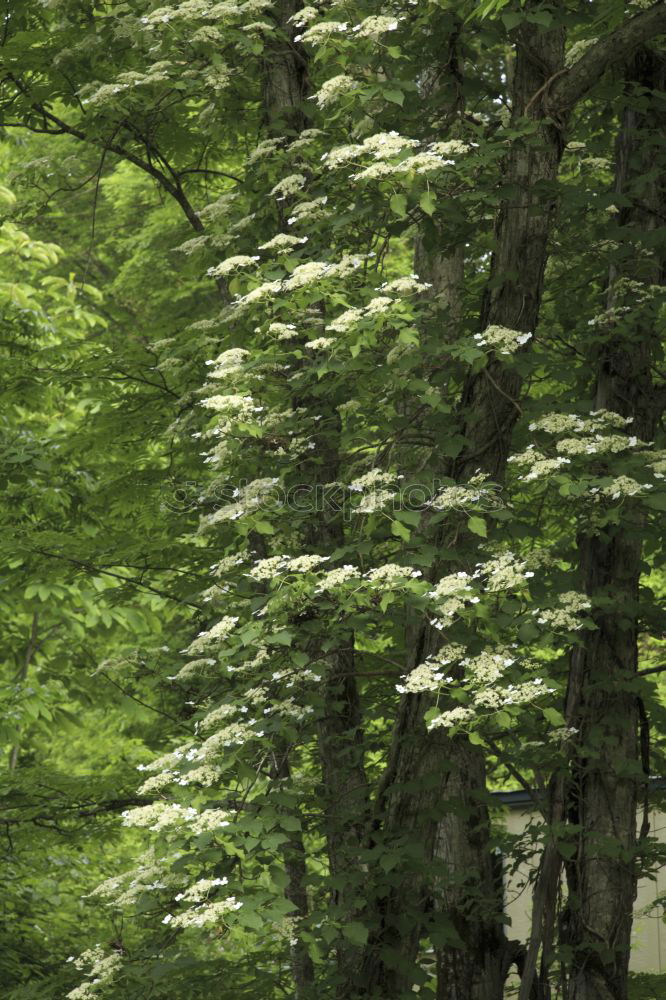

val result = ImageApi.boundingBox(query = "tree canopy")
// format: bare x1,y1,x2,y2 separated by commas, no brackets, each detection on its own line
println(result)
1,2,666,999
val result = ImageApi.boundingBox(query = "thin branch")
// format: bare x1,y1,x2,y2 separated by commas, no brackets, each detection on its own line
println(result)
27,547,203,610
3,76,205,233
1,796,155,826
178,167,243,184
98,671,192,733
638,663,666,677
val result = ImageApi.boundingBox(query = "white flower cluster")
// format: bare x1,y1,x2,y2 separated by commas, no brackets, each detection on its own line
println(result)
270,173,307,200
200,393,260,418
190,719,265,764
263,696,316,721
306,336,337,350
564,38,597,68
246,136,283,164
315,564,361,590
323,131,419,168
287,128,324,152
532,591,591,630
258,233,308,253
122,801,198,832
555,434,642,456
312,74,357,108
207,254,260,278
349,468,395,491
288,5,317,28
366,563,422,585
353,15,400,36
287,195,329,226
478,552,534,591
396,645,463,694
528,410,632,435
377,274,432,295
200,702,236,731
326,307,363,333
66,946,123,1000
230,252,368,316
432,480,500,512
247,553,329,580
430,140,471,157
324,293,395,334
354,489,396,513
464,648,516,684
297,20,348,44
323,132,471,184
192,808,233,832
428,705,475,730
503,677,556,704
205,347,249,378
186,615,239,653
428,571,477,618
268,321,298,339
427,667,555,730
351,151,452,182
473,325,532,354
366,295,394,314
295,13,401,44
171,657,218,682
175,876,229,903
599,476,651,500
164,895,242,928
650,453,666,479
90,849,184,906
395,662,447,694
507,448,572,482
205,477,279,525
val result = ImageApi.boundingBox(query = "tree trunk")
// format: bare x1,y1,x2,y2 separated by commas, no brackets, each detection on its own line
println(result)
261,0,309,134
566,46,666,1000
262,5,369,980
272,746,316,999
354,20,568,998
260,13,318,995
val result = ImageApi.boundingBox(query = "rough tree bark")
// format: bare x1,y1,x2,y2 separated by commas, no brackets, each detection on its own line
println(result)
565,45,666,1000
355,15,567,999
261,0,310,134
263,4,369,987
350,5,666,998
260,13,318,996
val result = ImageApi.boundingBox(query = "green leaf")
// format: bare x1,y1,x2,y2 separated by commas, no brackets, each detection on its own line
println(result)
501,11,523,30
468,516,487,537
254,520,276,534
518,621,540,643
278,814,301,832
390,193,407,217
342,921,369,947
395,508,421,526
383,89,404,106
543,707,566,728
419,190,436,216
644,493,666,511
271,630,294,646
391,518,411,541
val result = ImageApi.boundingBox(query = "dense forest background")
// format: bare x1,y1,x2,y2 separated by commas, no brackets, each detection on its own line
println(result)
1,1,666,998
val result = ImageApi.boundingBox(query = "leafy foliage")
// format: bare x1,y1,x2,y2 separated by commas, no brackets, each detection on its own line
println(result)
0,2,665,999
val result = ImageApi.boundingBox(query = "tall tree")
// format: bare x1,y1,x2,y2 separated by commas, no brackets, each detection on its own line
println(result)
1,4,665,1000
565,45,666,1000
